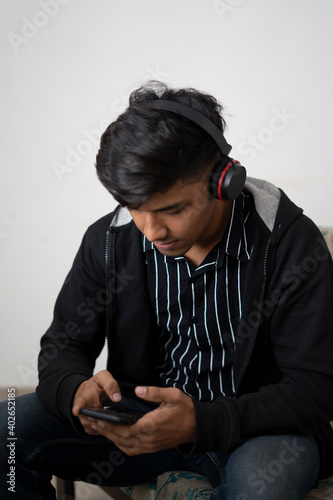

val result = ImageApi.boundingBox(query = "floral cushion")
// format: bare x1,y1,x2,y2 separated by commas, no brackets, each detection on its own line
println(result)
120,472,212,500
155,471,212,499
321,227,333,256
120,471,333,499
305,476,333,499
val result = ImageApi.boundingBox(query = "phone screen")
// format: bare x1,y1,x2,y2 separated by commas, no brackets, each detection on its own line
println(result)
80,406,145,425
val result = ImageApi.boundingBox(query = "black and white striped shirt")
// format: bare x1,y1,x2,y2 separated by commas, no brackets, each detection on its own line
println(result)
143,192,254,402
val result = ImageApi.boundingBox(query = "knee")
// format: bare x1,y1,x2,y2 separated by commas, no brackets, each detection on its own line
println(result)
220,435,320,500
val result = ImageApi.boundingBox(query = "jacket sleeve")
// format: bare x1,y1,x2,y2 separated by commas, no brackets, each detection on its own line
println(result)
189,216,333,458
36,213,113,430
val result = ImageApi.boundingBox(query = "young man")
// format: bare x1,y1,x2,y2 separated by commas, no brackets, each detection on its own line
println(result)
1,81,333,499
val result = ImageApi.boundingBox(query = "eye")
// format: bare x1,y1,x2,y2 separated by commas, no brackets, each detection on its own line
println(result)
164,207,185,216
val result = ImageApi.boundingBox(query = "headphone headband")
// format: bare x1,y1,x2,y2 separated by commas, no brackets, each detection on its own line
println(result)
143,99,246,201
147,100,232,157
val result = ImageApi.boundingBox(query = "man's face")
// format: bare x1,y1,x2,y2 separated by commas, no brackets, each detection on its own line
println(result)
128,178,227,258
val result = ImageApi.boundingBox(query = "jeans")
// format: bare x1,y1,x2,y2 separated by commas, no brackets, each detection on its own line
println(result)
0,393,320,499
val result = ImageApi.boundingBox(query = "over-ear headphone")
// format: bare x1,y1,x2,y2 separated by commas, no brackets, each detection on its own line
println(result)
147,100,246,201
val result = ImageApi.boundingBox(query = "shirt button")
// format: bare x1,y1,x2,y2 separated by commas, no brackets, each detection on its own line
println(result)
188,276,197,284
190,316,198,324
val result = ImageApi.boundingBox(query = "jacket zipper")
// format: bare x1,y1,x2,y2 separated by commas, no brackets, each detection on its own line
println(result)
235,238,271,395
105,227,111,370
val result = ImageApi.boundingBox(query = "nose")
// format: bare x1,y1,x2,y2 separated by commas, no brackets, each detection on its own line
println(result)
143,212,168,242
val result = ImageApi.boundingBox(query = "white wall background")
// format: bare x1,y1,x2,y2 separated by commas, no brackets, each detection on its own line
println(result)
1,0,332,388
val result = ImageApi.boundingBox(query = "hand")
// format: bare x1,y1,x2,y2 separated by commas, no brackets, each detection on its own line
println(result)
95,386,196,456
72,370,122,435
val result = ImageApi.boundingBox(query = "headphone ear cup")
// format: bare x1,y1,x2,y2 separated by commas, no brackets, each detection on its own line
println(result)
209,158,229,199
210,159,246,201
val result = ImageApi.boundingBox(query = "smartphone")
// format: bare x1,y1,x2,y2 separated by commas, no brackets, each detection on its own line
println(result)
80,406,145,425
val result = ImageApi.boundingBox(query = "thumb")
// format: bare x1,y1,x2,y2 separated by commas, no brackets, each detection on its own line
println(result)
135,386,176,404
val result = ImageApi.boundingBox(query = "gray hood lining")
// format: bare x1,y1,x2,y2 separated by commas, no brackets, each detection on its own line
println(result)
110,206,132,227
244,177,281,232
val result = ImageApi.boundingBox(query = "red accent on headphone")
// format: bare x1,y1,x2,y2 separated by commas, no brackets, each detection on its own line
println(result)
217,161,232,201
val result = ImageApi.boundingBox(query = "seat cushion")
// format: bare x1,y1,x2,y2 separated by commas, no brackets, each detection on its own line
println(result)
304,475,333,499
121,471,212,499
119,472,333,500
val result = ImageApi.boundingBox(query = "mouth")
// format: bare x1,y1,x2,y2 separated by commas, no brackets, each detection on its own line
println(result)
154,240,179,251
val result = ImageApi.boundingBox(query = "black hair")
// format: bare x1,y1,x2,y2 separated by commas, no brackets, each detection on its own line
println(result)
95,81,227,207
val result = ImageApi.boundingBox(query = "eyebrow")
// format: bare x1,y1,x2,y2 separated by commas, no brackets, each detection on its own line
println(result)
137,201,186,213
153,202,184,212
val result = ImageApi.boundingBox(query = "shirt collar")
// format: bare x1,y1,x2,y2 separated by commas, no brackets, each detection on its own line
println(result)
224,192,254,262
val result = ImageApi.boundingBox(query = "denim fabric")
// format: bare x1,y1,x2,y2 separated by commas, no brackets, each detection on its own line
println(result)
211,434,320,499
0,393,320,499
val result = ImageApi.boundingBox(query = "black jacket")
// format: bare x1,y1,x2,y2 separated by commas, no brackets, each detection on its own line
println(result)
36,178,333,477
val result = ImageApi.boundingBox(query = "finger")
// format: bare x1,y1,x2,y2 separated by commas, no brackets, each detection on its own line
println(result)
94,370,122,402
96,422,142,455
72,394,92,416
135,386,181,404
72,378,103,417
118,437,142,456
72,389,101,416
78,416,102,436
